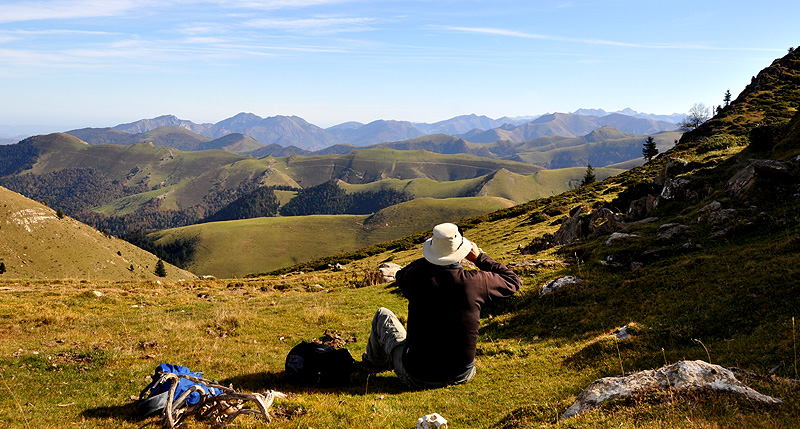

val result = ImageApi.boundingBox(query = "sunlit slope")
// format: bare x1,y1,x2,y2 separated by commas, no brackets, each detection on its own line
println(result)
339,166,624,204
271,148,543,187
153,196,514,277
0,186,193,281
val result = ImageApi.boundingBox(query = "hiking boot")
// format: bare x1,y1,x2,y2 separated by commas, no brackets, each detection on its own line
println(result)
360,353,391,372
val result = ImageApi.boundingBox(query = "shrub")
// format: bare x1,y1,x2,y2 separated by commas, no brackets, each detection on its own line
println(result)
154,259,167,277
697,133,749,154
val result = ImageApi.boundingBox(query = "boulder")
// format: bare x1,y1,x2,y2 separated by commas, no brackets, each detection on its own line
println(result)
726,165,756,199
697,200,722,221
587,208,624,239
540,276,582,297
660,177,692,200
561,360,782,420
553,206,626,246
553,206,588,245
625,195,659,222
377,262,403,283
697,201,737,226
727,159,793,199
750,159,792,176
657,223,689,240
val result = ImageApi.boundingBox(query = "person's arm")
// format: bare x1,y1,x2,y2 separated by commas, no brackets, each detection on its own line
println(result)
466,240,521,298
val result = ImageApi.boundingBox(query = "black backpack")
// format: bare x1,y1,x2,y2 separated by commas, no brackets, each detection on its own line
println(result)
284,341,355,385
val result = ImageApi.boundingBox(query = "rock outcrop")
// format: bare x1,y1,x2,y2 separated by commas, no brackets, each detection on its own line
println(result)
561,360,782,420
727,159,793,199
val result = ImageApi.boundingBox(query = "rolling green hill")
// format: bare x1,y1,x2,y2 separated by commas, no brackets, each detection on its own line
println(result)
339,166,624,204
134,126,213,151
0,133,625,240
317,129,682,169
67,127,268,154
0,186,193,281
271,148,543,187
152,196,516,277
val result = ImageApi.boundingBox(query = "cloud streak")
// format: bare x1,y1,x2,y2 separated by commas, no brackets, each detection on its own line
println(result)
0,0,147,23
0,0,351,23
244,16,377,34
440,25,784,52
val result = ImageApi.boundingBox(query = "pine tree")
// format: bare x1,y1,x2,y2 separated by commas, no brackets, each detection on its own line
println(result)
0,261,5,274
581,163,596,186
642,136,658,162
154,259,167,277
723,89,732,107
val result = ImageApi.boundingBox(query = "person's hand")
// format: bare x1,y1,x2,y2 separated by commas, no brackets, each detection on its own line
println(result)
465,240,481,262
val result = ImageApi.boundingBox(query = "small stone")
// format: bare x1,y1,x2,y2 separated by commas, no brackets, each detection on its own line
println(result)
92,291,103,297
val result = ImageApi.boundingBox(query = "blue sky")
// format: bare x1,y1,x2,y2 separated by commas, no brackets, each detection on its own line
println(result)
1,0,797,133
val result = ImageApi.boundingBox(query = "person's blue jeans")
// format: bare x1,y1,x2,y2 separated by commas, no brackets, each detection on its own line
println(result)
364,307,475,389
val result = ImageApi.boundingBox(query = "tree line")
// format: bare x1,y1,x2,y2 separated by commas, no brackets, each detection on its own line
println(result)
120,230,199,269
278,180,412,216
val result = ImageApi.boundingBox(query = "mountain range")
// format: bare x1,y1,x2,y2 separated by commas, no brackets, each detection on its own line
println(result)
59,109,679,152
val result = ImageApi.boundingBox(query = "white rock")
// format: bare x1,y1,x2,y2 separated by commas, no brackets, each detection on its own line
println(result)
416,413,448,429
540,276,582,297
561,360,782,420
378,262,403,283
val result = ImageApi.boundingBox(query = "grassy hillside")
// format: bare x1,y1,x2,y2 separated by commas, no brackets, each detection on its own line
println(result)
512,130,681,168
135,126,213,151
20,134,249,188
272,148,543,187
153,196,515,277
1,131,632,238
0,186,193,281
339,166,624,204
208,133,265,153
320,130,682,169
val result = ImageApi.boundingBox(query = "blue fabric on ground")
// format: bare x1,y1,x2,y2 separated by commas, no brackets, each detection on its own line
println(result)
150,363,221,405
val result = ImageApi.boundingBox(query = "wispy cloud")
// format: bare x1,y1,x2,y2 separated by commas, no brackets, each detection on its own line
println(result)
216,0,350,9
441,26,650,48
0,0,351,23
244,16,377,34
440,25,784,52
0,0,148,23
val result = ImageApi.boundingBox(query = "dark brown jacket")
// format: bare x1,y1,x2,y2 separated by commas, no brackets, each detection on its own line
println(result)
396,253,521,382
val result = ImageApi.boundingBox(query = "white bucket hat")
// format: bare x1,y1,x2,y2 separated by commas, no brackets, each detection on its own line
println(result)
422,223,472,266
